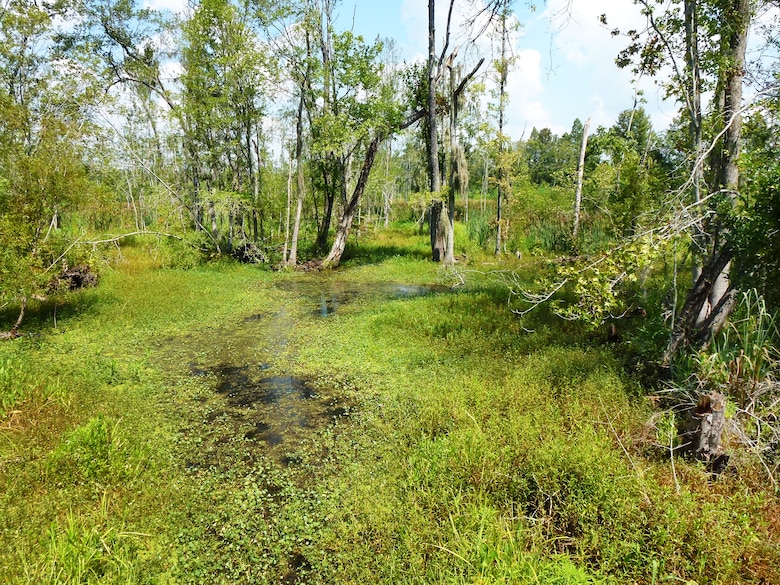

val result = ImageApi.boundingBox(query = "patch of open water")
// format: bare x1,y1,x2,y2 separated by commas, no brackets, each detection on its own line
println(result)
167,279,448,467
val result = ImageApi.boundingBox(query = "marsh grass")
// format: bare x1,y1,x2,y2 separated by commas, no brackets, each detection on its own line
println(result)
1,235,779,584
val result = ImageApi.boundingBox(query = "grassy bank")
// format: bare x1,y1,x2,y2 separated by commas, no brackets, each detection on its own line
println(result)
1,234,778,584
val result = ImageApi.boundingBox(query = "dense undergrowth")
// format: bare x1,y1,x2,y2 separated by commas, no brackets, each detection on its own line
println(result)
1,228,779,584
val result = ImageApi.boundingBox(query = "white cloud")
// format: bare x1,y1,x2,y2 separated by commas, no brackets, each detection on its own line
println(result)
141,0,187,14
396,0,679,137
159,60,182,83
522,0,678,133
505,49,559,136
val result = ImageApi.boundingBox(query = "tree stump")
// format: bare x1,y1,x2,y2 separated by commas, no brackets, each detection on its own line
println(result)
693,391,726,456
688,390,729,475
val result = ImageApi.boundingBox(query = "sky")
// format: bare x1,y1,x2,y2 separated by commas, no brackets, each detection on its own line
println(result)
343,0,680,137
144,0,684,139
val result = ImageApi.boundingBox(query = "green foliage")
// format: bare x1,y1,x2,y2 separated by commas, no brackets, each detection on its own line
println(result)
24,493,150,585
153,232,209,269
48,416,140,484
680,290,780,451
525,126,579,187
467,212,493,249
523,235,666,327
0,0,113,307
732,111,780,312
0,356,26,416
2,247,779,584
584,108,669,238
522,219,573,254
699,290,779,392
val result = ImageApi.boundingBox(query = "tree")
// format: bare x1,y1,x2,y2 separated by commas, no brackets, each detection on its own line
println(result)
1,0,107,335
180,0,269,253
526,127,561,185
572,117,591,243
318,29,419,266
613,0,752,360
491,0,516,256
587,108,666,237
733,109,780,311
424,0,489,263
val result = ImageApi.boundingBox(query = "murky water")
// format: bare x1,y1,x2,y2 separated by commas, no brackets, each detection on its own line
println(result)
299,281,447,318
157,277,449,583
165,279,447,467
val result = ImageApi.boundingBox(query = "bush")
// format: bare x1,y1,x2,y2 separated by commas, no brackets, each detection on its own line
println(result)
153,231,208,269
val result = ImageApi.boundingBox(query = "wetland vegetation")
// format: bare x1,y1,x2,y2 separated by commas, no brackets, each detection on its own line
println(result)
2,227,780,584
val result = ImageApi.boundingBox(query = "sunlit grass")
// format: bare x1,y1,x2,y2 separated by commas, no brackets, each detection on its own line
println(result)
1,236,779,584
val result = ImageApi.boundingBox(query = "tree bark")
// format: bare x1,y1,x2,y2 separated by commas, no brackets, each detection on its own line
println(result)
0,298,26,341
495,8,509,257
572,117,591,243
324,135,382,267
686,391,727,460
287,139,305,266
429,199,446,262
427,0,441,197
316,169,335,252
288,30,312,267
283,149,293,263
664,247,736,363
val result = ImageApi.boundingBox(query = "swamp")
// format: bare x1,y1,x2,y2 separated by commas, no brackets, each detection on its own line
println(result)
2,229,780,584
3,0,780,582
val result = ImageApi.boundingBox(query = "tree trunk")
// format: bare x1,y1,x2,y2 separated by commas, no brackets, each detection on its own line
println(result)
288,31,312,267
664,247,737,364
445,62,458,266
288,145,305,266
320,106,424,267
283,150,292,263
443,58,482,265
684,391,727,463
324,135,383,267
572,117,591,244
665,0,749,363
0,298,26,340
316,171,335,252
427,0,441,198
251,136,261,243
429,200,446,262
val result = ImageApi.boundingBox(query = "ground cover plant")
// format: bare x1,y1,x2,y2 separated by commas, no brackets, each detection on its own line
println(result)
1,230,779,585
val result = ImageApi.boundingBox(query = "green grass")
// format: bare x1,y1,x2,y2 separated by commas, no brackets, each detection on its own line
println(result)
1,236,779,584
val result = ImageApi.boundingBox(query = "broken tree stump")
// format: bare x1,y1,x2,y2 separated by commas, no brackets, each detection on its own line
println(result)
686,390,730,475
694,391,726,456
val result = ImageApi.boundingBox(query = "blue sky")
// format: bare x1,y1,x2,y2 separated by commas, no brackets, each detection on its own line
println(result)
342,0,680,137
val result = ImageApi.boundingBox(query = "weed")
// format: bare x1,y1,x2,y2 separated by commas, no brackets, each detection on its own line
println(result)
2,236,779,584
47,416,142,485
0,356,27,416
